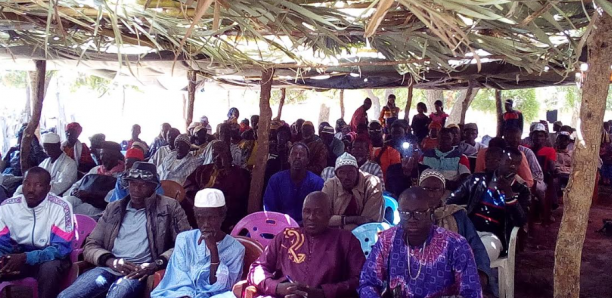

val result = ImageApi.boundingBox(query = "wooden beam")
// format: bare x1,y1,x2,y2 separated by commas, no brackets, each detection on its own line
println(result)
404,82,413,121
339,89,345,119
20,60,46,175
554,12,612,298
275,88,286,120
495,89,503,137
186,70,196,132
248,68,274,213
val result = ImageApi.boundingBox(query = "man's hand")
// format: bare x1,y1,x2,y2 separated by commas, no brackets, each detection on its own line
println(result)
0,254,26,275
348,216,373,226
106,258,138,276
125,262,159,281
279,282,324,298
496,176,515,198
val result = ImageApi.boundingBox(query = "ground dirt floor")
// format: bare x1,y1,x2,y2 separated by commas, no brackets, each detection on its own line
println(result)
516,184,612,298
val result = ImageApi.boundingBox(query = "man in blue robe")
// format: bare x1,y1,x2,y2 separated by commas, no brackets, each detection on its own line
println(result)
151,188,245,298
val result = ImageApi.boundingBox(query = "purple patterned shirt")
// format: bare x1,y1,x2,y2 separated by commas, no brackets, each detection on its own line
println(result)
358,226,483,298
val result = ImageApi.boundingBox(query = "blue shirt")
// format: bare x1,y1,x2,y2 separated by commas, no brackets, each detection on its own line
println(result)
263,170,324,223
151,231,245,298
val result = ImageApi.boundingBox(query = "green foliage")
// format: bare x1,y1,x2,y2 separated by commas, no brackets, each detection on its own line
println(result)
68,73,141,96
0,71,27,88
471,88,540,123
270,89,311,105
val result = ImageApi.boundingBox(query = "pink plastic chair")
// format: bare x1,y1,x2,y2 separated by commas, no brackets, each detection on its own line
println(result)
230,211,299,247
0,214,97,297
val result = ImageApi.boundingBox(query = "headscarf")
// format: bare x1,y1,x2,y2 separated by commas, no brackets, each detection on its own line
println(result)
66,122,83,135
227,107,239,119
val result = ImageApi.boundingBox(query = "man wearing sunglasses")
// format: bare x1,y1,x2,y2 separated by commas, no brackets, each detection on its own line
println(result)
60,162,191,298
359,187,483,298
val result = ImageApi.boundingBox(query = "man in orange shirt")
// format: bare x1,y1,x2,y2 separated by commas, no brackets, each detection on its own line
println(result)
474,137,534,188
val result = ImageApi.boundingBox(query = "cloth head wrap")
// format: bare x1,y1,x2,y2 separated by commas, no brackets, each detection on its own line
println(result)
66,122,83,135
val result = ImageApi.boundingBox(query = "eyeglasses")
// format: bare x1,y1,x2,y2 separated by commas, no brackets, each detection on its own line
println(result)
126,169,155,180
398,209,431,220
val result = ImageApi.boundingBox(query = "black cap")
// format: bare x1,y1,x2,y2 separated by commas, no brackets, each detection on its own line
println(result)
124,161,160,186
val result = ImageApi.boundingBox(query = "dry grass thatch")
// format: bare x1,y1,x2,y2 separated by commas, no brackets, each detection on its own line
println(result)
0,0,608,81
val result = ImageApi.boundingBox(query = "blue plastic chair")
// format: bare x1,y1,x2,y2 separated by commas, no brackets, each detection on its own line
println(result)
352,222,391,257
383,195,400,225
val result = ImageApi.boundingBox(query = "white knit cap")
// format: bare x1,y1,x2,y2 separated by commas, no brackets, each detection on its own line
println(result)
532,123,546,133
194,189,226,208
335,152,358,171
41,133,60,144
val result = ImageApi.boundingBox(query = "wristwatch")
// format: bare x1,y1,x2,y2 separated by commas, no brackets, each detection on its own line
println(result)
154,258,166,268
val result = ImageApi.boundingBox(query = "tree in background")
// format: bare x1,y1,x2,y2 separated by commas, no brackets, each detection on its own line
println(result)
471,88,540,125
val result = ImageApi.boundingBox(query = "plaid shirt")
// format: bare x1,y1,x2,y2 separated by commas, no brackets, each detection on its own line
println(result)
320,161,385,190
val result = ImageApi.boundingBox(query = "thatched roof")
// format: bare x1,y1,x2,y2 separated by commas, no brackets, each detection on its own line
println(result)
0,0,607,89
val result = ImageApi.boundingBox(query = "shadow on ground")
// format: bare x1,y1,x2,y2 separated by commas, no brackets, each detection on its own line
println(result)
516,185,612,298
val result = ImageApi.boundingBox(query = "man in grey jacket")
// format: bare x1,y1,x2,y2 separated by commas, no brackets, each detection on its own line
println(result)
59,162,191,298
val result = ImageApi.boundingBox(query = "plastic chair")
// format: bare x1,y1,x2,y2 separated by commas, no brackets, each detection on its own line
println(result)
0,214,97,298
352,222,391,257
160,180,186,203
230,211,299,247
383,195,400,226
491,226,520,298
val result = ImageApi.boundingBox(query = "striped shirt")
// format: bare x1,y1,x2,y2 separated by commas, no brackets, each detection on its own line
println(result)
518,145,544,182
320,161,385,190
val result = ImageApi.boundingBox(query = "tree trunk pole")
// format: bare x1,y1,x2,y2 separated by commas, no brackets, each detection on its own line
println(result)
248,68,274,213
459,81,477,125
275,88,286,120
495,89,503,137
339,89,345,119
20,60,46,175
404,83,413,121
186,70,196,132
554,12,612,298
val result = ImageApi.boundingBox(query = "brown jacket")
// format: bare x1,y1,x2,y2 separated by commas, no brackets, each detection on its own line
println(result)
83,193,191,266
322,170,384,230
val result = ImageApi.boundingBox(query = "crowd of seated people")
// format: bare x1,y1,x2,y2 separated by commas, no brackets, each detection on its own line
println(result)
0,100,605,298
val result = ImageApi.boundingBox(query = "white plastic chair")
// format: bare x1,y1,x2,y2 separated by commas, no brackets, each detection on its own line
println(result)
491,226,520,298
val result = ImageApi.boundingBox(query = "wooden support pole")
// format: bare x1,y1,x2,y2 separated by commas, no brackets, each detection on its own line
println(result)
186,70,196,132
20,60,46,175
275,88,286,120
495,89,503,137
248,68,274,213
339,89,345,119
404,83,413,121
459,81,478,125
554,12,612,298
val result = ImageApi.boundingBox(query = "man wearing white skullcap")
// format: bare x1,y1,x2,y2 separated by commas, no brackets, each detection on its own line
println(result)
152,189,245,298
15,133,78,196
322,152,384,230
